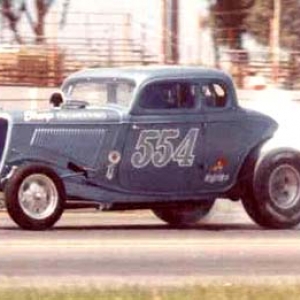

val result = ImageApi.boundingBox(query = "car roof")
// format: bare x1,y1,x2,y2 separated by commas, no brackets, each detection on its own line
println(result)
63,66,233,86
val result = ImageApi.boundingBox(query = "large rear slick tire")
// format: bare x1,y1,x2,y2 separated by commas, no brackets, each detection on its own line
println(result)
243,149,300,229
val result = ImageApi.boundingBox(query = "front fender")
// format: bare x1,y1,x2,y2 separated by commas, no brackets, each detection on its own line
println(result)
1,158,65,188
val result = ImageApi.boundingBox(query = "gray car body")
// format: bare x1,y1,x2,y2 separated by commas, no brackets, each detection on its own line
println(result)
0,66,277,207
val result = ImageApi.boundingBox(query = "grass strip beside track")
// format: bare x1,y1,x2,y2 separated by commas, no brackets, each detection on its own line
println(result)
0,285,300,300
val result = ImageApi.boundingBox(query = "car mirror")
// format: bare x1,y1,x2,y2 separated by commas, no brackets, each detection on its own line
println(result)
49,92,64,108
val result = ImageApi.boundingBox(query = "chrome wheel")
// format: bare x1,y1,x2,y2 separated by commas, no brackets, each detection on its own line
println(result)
18,174,59,220
269,164,300,210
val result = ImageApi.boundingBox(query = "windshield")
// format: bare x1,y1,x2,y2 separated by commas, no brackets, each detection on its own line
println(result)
63,78,136,108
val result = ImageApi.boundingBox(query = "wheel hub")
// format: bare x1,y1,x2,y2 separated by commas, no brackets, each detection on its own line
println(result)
269,164,300,210
18,174,59,220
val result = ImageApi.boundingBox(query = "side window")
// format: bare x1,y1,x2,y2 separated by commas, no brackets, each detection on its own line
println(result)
201,83,227,108
139,82,197,110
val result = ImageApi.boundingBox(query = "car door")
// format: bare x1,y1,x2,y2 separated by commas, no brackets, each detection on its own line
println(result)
201,80,262,192
119,79,206,194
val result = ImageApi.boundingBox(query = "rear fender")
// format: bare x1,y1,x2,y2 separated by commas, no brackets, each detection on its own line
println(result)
228,140,267,199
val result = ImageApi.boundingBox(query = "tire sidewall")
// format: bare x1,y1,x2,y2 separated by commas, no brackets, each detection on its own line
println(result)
254,150,300,227
5,164,65,230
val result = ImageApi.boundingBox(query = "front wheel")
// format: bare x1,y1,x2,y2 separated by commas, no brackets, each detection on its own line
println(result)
152,200,215,227
5,164,66,230
243,149,300,229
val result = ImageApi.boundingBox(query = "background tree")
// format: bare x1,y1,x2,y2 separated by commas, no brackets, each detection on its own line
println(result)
1,0,25,43
210,0,255,49
245,0,300,51
34,0,55,43
0,0,66,44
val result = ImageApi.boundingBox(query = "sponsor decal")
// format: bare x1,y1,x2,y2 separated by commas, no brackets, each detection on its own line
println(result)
209,158,228,172
24,111,54,122
205,157,230,184
56,111,107,120
24,111,108,122
106,151,121,180
108,151,121,164
204,173,230,184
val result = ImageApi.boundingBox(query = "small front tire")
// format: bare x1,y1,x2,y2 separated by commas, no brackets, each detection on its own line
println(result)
5,164,66,230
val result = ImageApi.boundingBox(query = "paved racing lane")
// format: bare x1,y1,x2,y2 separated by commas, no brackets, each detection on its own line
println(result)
1,201,300,287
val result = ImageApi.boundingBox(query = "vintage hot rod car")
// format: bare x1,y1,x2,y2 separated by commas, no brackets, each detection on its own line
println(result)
2,66,300,230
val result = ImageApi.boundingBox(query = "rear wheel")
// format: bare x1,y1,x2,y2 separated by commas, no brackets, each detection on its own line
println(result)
5,164,65,230
242,189,274,228
242,149,300,229
152,200,215,227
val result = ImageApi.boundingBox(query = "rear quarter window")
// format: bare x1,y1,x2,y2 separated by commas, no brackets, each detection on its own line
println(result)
201,83,227,108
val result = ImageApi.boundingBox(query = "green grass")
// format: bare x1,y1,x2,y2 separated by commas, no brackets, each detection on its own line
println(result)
1,285,300,300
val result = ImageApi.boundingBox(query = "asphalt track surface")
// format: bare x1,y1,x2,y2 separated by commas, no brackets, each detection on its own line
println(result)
1,201,300,287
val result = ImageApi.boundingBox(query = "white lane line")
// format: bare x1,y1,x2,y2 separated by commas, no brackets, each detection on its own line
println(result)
2,238,300,251
2,275,300,288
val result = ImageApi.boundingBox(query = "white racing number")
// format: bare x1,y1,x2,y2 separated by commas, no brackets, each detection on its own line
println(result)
131,128,199,168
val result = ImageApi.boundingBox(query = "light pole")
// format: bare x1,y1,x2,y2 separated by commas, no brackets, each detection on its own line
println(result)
161,0,179,64
272,0,281,85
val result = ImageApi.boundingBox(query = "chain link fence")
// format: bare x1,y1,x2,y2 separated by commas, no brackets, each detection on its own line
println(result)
1,46,300,89
0,10,160,87
0,42,159,88
219,49,300,89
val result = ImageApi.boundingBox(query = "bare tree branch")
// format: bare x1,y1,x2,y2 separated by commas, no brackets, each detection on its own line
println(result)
34,0,46,43
1,0,23,43
1,0,57,44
